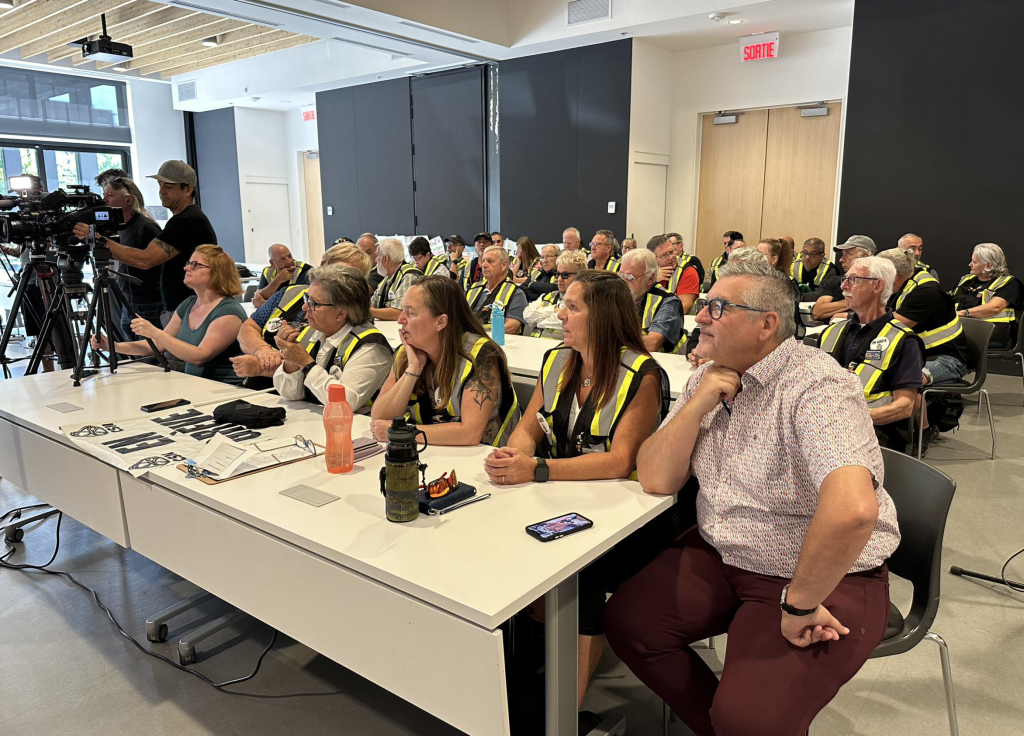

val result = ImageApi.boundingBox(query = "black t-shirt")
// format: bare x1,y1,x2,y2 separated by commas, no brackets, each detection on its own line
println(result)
952,275,1023,344
888,280,968,363
115,214,163,306
157,204,217,312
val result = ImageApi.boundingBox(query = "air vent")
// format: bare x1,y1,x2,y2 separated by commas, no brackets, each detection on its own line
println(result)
398,20,479,43
176,79,197,102
567,0,611,26
169,1,282,27
331,37,410,56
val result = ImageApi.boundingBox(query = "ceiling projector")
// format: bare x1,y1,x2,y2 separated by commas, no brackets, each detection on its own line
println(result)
68,13,133,64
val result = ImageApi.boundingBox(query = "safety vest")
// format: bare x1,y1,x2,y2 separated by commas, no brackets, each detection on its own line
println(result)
406,334,520,447
914,262,933,276
666,255,702,292
820,318,920,408
460,259,483,291
539,345,656,464
422,255,449,277
893,274,963,352
374,262,422,309
260,283,308,347
638,286,683,354
530,291,564,339
679,254,705,286
262,261,311,288
589,257,621,273
952,274,1017,323
295,323,392,406
466,278,521,324
790,259,836,286
705,253,727,290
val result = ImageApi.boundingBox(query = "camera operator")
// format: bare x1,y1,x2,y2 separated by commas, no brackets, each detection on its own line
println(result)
73,177,161,340
1,175,54,371
84,160,216,325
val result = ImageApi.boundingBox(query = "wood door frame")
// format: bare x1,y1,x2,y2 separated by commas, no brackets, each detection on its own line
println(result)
689,98,848,258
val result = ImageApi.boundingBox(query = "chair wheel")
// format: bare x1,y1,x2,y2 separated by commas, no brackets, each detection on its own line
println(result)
147,623,169,643
5,527,23,543
178,651,195,666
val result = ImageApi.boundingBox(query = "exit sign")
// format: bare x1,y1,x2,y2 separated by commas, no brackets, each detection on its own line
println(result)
740,31,780,62
302,109,316,122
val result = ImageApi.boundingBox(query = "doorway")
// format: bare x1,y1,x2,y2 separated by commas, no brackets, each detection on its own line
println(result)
694,102,842,268
244,181,292,264
302,152,325,265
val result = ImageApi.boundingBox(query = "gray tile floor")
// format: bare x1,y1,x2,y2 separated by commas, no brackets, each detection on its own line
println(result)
2,376,1023,736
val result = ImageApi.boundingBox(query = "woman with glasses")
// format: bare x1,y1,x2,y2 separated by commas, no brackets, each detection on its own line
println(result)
90,245,247,384
522,250,588,338
273,266,392,407
370,275,521,447
485,270,677,721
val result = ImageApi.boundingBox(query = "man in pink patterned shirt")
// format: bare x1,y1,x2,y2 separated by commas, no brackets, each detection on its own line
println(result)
604,261,900,736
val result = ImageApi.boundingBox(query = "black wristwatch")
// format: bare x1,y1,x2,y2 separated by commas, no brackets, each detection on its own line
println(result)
535,457,549,483
780,584,818,616
301,361,317,379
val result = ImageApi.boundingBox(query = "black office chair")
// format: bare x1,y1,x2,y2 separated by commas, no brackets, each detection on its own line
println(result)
869,448,960,735
667,450,960,736
917,318,995,460
986,316,1024,406
243,284,257,302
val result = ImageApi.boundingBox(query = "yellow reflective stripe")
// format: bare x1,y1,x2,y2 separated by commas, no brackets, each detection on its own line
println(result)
641,294,663,330
296,325,317,355
541,348,565,414
919,317,963,349
446,336,488,416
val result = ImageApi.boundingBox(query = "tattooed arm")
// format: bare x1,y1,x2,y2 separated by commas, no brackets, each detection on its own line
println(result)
413,346,502,446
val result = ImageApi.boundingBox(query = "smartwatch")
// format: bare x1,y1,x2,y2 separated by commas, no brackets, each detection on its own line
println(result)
780,584,818,616
535,457,549,483
301,361,317,379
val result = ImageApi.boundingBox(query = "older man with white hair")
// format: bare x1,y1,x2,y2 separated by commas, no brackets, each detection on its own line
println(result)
465,245,528,334
525,243,561,300
562,226,588,255
818,256,923,451
811,235,876,323
620,248,683,353
370,238,423,321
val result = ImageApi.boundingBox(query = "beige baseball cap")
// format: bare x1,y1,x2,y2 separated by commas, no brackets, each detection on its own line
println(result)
147,160,197,187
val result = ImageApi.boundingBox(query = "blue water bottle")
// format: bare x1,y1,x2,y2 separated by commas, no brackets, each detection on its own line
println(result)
491,301,505,345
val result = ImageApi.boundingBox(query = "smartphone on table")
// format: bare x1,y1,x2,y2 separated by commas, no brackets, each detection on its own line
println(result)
525,513,594,542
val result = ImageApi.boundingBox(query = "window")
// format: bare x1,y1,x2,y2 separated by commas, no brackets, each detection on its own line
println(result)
1,142,129,195
0,67,131,143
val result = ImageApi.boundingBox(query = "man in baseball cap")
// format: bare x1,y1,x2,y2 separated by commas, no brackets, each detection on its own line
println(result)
102,159,218,322
811,235,878,323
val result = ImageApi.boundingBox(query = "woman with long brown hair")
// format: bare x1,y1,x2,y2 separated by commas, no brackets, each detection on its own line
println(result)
757,238,805,341
511,236,541,285
484,270,677,719
370,275,520,446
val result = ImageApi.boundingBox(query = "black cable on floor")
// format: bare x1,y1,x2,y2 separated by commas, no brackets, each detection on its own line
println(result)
1001,546,1024,593
1,506,342,698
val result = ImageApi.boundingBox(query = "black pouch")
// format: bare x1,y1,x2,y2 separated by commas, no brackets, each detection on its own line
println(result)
212,399,286,429
419,483,476,515
927,394,965,433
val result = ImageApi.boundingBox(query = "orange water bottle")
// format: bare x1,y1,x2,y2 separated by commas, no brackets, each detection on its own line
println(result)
323,384,354,473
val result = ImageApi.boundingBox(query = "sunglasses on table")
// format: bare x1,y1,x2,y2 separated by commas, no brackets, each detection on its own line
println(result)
424,469,459,499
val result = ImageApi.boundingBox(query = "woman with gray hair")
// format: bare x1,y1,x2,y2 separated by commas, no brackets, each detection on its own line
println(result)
273,265,392,407
951,242,1023,346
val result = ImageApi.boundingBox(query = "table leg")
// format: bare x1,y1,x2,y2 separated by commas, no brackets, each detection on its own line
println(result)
545,573,578,735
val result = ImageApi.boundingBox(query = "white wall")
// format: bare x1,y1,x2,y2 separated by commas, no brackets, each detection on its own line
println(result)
233,107,320,264
127,79,186,216
664,26,853,248
626,39,675,244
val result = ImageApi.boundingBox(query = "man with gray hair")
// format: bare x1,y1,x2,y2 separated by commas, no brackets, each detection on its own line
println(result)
465,245,527,334
607,262,899,736
252,244,312,308
620,248,683,353
356,233,385,292
896,232,937,281
562,226,587,255
818,255,923,451
811,235,877,323
370,238,422,321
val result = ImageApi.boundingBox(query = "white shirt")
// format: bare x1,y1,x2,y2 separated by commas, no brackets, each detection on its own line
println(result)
523,294,564,334
273,324,392,411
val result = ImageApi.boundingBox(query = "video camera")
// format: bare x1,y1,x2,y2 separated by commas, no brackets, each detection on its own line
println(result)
0,181,123,251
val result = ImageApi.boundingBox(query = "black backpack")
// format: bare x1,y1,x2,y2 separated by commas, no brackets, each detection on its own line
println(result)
927,394,965,433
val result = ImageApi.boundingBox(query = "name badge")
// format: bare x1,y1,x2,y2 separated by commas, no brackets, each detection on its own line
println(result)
265,317,282,333
870,336,890,351
388,291,396,302
865,350,883,361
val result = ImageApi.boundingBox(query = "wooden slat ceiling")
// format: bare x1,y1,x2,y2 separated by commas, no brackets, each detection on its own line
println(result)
1,0,318,78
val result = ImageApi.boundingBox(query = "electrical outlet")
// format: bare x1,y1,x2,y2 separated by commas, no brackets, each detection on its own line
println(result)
607,202,616,214
327,206,333,216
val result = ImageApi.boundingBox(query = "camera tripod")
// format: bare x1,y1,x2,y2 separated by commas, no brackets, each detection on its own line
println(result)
70,233,169,386
0,244,78,379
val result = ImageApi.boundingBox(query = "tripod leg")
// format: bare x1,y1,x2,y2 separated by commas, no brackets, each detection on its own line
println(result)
0,268,34,373
26,282,67,375
97,282,118,373
105,279,169,372
72,282,103,386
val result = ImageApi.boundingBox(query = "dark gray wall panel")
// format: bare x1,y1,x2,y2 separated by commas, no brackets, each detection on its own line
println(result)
499,48,579,243
192,107,244,262
838,0,1024,288
316,86,360,243
353,78,415,235
411,67,486,239
575,41,630,242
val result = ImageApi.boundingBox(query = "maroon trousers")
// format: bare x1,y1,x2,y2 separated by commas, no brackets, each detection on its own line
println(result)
604,527,890,736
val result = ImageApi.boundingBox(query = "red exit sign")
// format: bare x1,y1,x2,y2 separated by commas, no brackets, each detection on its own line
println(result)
302,109,316,122
740,31,780,62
